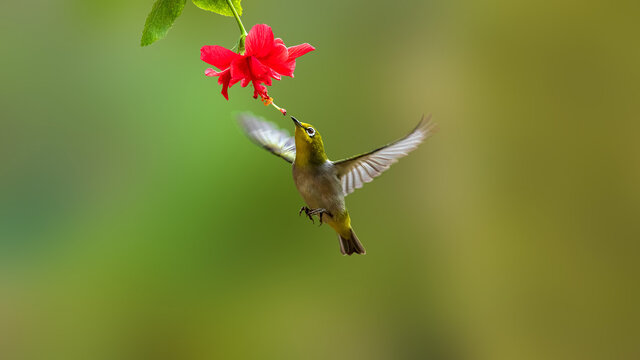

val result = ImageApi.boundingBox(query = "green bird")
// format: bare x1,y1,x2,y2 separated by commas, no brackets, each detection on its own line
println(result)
238,114,436,255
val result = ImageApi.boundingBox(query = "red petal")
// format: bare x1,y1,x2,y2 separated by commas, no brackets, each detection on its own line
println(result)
230,57,250,83
220,71,232,100
207,68,232,100
252,81,268,99
257,43,289,75
262,73,273,86
262,58,295,77
249,56,270,80
266,38,288,64
287,43,315,60
258,43,313,77
245,24,274,58
201,45,239,70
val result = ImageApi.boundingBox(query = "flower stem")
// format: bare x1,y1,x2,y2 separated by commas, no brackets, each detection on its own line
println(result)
226,0,247,36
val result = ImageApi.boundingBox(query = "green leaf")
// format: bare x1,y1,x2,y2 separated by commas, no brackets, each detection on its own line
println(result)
192,0,242,17
140,0,187,47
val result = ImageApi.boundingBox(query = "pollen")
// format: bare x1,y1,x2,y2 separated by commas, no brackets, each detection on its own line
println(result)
260,96,287,116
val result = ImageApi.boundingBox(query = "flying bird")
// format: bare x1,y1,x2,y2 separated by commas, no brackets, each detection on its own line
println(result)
238,114,436,255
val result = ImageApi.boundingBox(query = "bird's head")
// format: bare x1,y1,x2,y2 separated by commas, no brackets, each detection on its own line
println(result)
292,116,327,164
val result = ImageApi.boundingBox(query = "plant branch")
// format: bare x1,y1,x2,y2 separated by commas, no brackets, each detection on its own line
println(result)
225,0,247,36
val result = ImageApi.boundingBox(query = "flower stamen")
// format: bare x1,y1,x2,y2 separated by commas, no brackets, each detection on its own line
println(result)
259,95,287,115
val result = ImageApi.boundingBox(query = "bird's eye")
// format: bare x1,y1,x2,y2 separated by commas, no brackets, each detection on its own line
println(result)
306,127,316,137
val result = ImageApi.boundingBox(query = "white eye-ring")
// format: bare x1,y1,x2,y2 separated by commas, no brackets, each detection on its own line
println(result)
306,127,316,137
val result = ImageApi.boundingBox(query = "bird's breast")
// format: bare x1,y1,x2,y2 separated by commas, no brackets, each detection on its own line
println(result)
292,161,344,212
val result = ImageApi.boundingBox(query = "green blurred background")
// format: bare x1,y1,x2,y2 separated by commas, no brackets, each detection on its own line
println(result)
1,0,639,359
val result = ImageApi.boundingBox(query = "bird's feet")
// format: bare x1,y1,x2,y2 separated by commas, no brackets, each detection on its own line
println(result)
298,207,333,226
299,206,314,223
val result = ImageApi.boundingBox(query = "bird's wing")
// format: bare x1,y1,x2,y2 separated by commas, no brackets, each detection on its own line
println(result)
238,113,296,164
333,115,436,196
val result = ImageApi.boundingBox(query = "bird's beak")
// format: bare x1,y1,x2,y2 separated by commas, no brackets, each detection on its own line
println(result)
291,116,303,128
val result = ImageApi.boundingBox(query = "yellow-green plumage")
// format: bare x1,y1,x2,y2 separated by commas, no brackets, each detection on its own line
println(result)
293,122,328,165
291,118,358,252
238,114,436,255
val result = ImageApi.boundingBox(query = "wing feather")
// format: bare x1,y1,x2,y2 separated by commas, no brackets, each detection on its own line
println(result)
238,113,296,163
333,115,436,196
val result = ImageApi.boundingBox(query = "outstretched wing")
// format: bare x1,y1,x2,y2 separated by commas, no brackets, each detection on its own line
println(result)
238,113,296,163
334,115,436,196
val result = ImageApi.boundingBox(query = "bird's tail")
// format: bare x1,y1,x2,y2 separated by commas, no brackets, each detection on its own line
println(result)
338,228,366,256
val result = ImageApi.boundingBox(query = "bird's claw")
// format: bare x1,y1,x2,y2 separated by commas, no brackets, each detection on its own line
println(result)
298,207,332,226
299,206,314,223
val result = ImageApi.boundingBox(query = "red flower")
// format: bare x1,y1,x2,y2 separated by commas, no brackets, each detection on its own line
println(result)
201,24,315,100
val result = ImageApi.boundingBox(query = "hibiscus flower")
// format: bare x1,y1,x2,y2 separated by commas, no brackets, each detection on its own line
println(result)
201,24,315,101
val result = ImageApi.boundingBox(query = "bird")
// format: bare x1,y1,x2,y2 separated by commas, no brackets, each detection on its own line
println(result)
238,113,436,255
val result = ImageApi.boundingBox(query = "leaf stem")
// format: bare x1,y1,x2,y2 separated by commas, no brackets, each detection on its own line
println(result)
225,0,247,36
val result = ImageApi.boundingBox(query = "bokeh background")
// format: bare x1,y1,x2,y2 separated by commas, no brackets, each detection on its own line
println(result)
1,0,639,359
